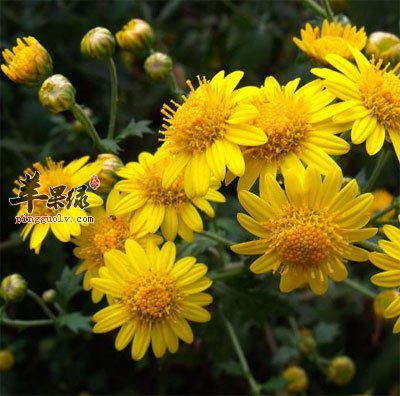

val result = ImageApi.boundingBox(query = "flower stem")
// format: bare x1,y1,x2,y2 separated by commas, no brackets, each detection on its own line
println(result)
202,230,236,247
70,103,106,152
302,0,327,18
223,317,261,396
107,58,118,139
355,240,383,253
362,147,391,193
211,267,244,282
1,317,55,329
27,289,56,320
370,199,399,223
343,278,376,299
322,0,335,21
167,71,184,101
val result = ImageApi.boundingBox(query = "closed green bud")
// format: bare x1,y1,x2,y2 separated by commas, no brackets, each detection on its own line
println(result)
95,153,123,194
282,366,308,394
42,289,57,304
81,27,115,61
0,349,15,372
365,32,400,65
39,74,76,114
0,273,27,303
144,52,172,80
116,19,154,53
327,356,355,385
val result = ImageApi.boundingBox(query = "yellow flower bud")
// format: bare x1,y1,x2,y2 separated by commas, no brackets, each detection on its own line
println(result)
298,328,317,355
42,289,57,304
81,27,115,61
365,32,400,65
374,290,399,318
0,349,15,372
39,74,76,114
95,153,124,194
369,189,395,220
144,52,172,80
1,36,53,87
116,19,154,53
327,356,355,385
0,274,27,303
282,366,308,394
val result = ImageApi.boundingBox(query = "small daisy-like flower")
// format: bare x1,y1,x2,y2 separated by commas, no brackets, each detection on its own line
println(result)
160,70,266,197
230,76,350,191
91,240,212,360
1,36,53,86
293,20,366,64
72,189,163,303
113,151,226,242
312,47,400,160
370,225,400,333
231,166,377,295
13,156,102,254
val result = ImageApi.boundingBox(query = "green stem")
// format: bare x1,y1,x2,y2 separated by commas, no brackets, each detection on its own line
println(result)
211,267,244,282
27,290,56,320
322,0,335,21
288,316,300,338
343,278,376,299
70,103,105,152
167,71,184,101
374,219,400,227
370,199,399,223
223,317,261,396
107,58,118,139
302,0,327,18
202,231,235,247
355,240,383,253
1,317,54,329
362,147,391,193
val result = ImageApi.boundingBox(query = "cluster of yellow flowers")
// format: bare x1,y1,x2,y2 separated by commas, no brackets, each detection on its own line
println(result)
2,17,399,362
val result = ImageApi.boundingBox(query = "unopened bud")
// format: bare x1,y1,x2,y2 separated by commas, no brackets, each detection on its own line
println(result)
327,356,355,385
365,32,400,65
282,366,308,394
116,19,154,53
42,289,57,304
95,153,124,194
81,27,115,61
0,273,27,303
0,349,15,372
374,290,399,318
39,74,76,114
298,328,317,355
1,36,53,87
144,52,172,80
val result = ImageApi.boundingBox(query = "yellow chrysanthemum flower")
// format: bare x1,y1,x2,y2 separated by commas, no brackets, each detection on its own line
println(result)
160,70,267,197
1,36,53,86
113,151,226,242
13,156,103,254
231,166,377,295
230,77,350,191
72,189,163,303
293,20,366,64
91,240,213,360
370,225,400,333
312,47,400,160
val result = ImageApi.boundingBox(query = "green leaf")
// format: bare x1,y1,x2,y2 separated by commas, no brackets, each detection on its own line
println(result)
271,346,299,366
55,267,82,309
100,139,121,154
176,234,217,258
117,119,154,140
313,321,339,344
260,376,287,392
56,312,92,333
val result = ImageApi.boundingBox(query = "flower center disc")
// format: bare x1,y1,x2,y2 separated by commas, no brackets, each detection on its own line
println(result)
359,67,400,130
93,217,130,256
247,99,310,162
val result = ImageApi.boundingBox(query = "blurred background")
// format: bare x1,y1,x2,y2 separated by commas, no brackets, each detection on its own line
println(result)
1,0,399,394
